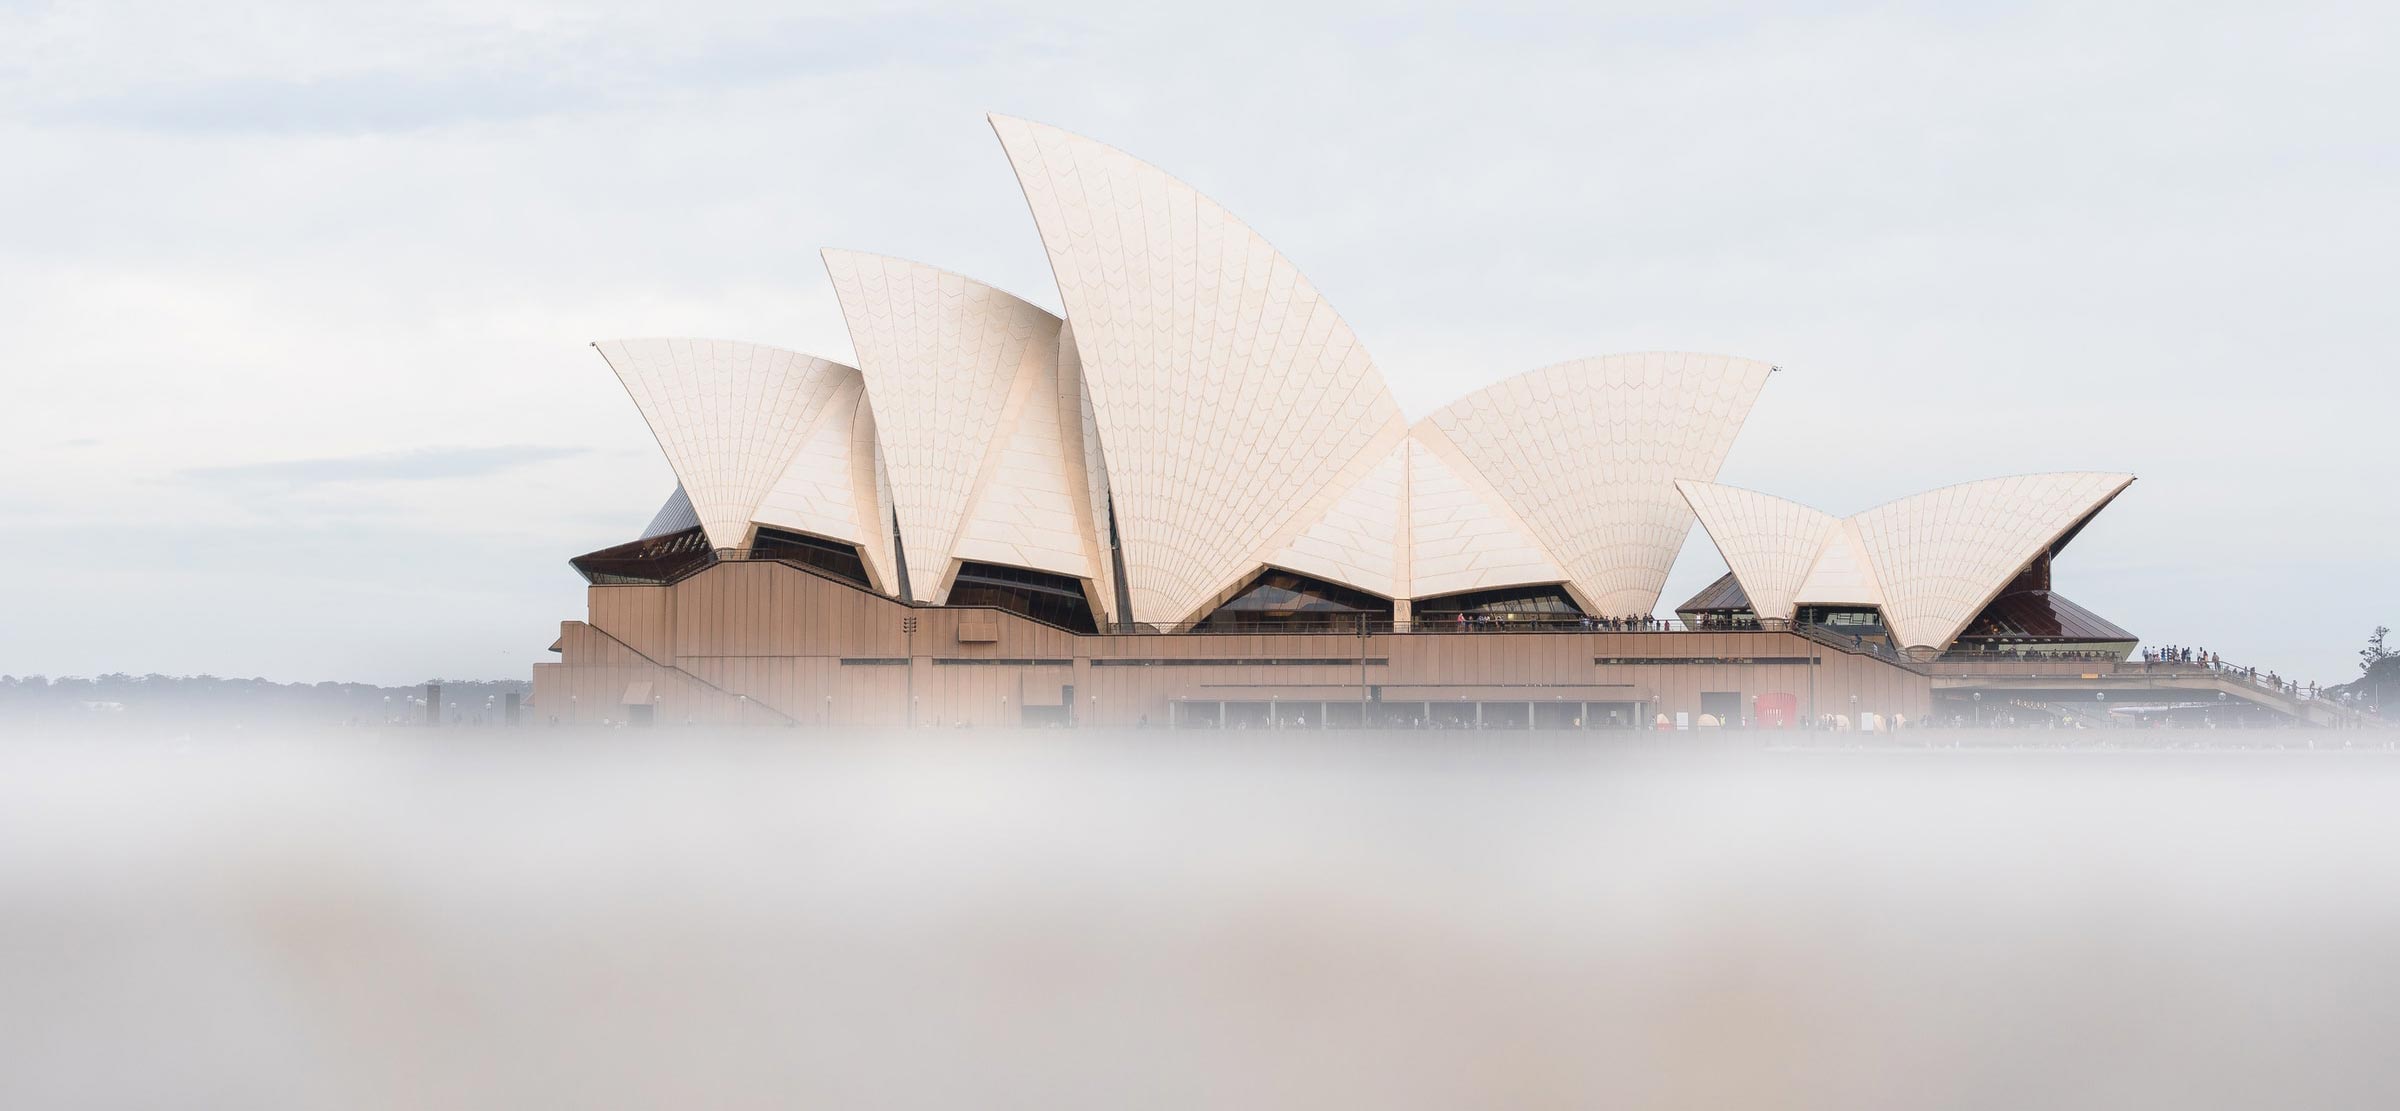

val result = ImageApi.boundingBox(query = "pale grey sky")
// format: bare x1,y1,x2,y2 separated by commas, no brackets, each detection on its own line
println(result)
3,1,2393,685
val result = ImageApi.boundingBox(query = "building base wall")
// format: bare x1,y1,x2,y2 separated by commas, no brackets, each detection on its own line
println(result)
531,560,1933,730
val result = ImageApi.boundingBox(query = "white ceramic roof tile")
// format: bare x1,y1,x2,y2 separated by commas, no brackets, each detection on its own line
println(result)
824,250,1100,602
1405,434,1571,600
593,338,857,550
753,374,878,547
850,399,898,593
1794,519,1884,608
1848,472,2135,651
1061,325,1118,620
992,114,1408,624
1269,439,1408,598
1422,352,1774,617
1676,480,1841,622
949,332,1100,583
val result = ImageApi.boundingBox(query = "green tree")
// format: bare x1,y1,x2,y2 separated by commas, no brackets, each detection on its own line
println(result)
2366,626,2393,675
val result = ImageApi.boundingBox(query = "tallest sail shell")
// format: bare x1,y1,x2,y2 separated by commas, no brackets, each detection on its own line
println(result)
990,114,1408,625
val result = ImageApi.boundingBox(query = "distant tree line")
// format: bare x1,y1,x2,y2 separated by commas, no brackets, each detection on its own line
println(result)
0,673,532,727
2330,626,2395,712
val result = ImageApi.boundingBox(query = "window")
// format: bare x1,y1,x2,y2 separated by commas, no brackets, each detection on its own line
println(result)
948,562,1099,633
1194,569,1393,632
750,528,872,589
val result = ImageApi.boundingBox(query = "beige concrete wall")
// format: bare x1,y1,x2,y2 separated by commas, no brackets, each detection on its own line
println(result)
545,560,1931,729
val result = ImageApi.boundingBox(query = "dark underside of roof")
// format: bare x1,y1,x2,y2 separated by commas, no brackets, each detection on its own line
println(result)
1677,571,1752,614
570,526,715,585
1953,589,2135,644
1676,570,2134,644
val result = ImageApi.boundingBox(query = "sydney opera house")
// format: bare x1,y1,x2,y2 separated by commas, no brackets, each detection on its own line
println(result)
529,114,2230,730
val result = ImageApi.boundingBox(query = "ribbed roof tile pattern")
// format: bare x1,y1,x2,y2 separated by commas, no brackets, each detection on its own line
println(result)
1060,326,1118,620
1422,353,1774,616
1404,434,1572,601
594,338,857,549
1793,520,1883,606
1849,472,2134,651
1676,480,1840,622
824,249,1077,602
1270,440,1409,599
948,326,1101,585
749,370,896,591
992,114,1409,624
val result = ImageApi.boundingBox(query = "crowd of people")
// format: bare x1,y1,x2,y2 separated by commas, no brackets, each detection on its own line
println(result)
2141,645,2338,701
1430,612,1677,632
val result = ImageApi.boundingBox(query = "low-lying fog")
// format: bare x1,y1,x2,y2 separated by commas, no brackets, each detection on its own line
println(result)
3,729,2396,1109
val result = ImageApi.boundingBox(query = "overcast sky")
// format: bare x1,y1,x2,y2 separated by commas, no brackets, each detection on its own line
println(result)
4,1,2393,686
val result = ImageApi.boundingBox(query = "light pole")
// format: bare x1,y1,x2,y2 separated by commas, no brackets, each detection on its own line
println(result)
823,694,832,727
1358,611,1371,728
1089,692,1099,729
1973,690,1982,728
902,616,918,727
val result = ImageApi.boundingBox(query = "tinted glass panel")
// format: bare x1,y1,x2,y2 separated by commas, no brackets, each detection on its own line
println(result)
949,562,1098,634
1195,570,1393,632
750,527,872,589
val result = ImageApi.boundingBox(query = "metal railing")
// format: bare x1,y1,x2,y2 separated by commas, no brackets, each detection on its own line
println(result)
1794,621,1929,673
1112,614,1769,636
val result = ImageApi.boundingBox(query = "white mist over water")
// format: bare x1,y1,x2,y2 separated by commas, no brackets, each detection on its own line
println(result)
3,730,2398,1109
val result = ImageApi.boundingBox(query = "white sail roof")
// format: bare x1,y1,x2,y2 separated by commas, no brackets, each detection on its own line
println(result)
991,113,1409,625
1680,472,2135,651
1848,472,2135,651
1404,433,1572,602
1420,353,1775,617
823,249,1101,604
1676,480,1841,622
593,338,859,550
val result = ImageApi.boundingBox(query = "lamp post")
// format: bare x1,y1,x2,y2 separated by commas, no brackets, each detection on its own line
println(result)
1089,693,1099,729
1972,690,1982,728
823,694,832,727
1358,611,1371,728
902,615,918,727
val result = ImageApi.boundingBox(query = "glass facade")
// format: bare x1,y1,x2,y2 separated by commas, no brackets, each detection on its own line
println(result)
1414,585,1585,620
948,562,1100,633
749,527,873,589
1194,569,1393,632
